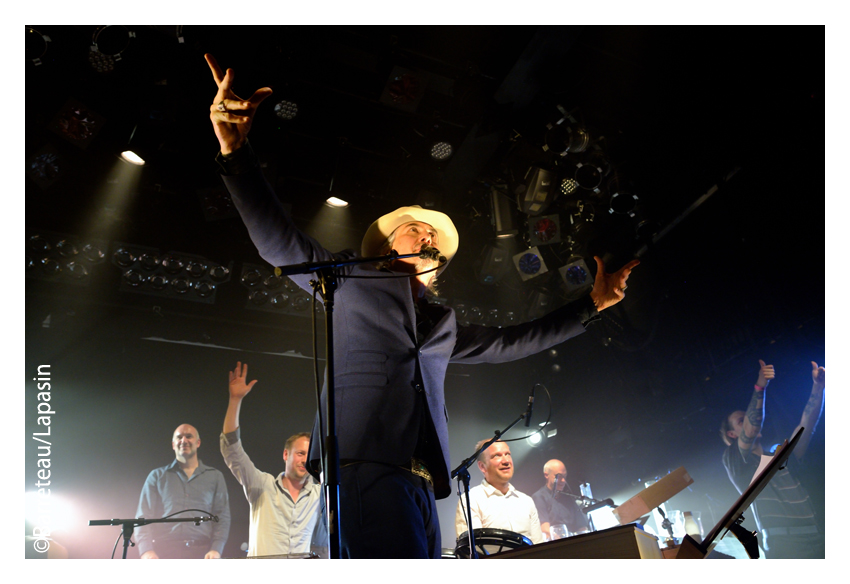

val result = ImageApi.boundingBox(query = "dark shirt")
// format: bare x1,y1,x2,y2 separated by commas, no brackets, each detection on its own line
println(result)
721,443,816,532
531,485,590,535
135,459,231,556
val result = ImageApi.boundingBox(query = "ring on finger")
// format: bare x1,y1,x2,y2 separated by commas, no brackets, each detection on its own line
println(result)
216,100,226,112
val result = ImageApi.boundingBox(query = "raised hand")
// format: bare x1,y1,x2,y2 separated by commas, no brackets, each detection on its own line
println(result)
811,361,825,389
228,361,258,400
589,256,640,312
756,359,775,388
205,54,273,155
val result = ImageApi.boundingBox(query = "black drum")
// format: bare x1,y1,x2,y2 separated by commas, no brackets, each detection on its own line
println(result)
455,528,533,558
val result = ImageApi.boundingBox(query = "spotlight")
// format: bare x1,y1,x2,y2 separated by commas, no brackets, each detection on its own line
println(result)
430,141,453,161
560,178,579,197
274,100,298,121
558,258,594,301
489,183,518,238
528,215,562,246
325,197,349,208
120,151,145,165
544,122,589,156
526,421,557,448
512,247,548,281
518,167,556,216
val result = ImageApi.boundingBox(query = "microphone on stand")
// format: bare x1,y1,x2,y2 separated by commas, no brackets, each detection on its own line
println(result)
419,246,447,264
552,473,563,500
524,385,535,427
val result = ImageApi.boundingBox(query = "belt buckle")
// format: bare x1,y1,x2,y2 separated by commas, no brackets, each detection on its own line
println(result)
410,458,433,486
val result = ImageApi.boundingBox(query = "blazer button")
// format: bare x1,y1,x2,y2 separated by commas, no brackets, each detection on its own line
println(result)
412,382,424,393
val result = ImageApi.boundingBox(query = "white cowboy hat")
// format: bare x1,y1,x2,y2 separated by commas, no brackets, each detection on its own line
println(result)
361,205,459,266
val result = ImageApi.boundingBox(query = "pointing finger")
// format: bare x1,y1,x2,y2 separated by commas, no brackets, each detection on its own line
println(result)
205,53,224,86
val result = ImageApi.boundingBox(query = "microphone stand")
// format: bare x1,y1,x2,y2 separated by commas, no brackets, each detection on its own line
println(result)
275,249,430,560
88,514,217,559
451,410,529,559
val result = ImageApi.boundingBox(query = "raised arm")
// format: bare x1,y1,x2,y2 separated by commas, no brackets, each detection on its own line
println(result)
205,54,272,155
738,359,774,455
223,361,257,434
791,361,825,461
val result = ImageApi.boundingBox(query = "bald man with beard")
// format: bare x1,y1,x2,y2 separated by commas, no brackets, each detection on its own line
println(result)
135,424,231,559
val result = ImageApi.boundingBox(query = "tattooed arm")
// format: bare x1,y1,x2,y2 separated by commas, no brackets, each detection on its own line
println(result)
791,362,825,461
738,359,773,455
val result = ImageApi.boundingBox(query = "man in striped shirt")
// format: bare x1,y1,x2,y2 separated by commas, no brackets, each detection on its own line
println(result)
720,359,825,558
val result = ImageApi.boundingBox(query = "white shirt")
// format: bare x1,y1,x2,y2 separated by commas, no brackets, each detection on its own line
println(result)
221,431,325,557
454,479,544,544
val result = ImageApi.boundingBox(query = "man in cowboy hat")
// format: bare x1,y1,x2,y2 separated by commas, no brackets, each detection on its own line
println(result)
205,53,639,558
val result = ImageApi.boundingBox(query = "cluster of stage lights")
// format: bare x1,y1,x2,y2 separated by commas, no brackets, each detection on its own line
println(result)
112,246,231,304
430,141,453,161
240,263,323,316
27,233,107,286
274,100,298,121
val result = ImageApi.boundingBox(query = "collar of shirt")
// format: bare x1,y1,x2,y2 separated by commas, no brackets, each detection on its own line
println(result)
166,458,210,479
480,479,518,498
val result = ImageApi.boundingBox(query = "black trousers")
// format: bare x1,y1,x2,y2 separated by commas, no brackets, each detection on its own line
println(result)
339,462,440,558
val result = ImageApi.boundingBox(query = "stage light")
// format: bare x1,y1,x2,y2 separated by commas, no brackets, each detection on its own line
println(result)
526,421,557,448
605,172,640,217
112,245,230,304
475,244,512,285
161,254,184,274
49,99,105,149
26,27,51,66
138,253,160,271
240,263,323,316
518,167,556,216
325,197,349,208
90,26,135,74
150,274,168,290
560,178,579,196
274,100,298,121
66,262,89,279
489,184,518,238
513,247,548,281
430,141,453,161
544,122,589,156
529,215,562,246
186,261,207,278
27,231,107,287
120,151,145,165
241,269,263,287
558,258,594,302
123,270,144,287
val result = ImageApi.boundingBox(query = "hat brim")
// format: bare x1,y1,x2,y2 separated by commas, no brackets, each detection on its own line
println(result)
361,206,459,266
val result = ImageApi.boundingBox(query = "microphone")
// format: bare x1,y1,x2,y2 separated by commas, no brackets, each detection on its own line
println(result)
524,385,535,427
419,245,447,264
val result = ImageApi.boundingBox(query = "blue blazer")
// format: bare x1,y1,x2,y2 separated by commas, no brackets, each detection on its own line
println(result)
223,167,593,499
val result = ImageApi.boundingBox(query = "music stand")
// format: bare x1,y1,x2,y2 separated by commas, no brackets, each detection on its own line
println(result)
675,427,804,559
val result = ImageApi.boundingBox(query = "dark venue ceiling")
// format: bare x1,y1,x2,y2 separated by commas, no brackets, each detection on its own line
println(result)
25,25,825,558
